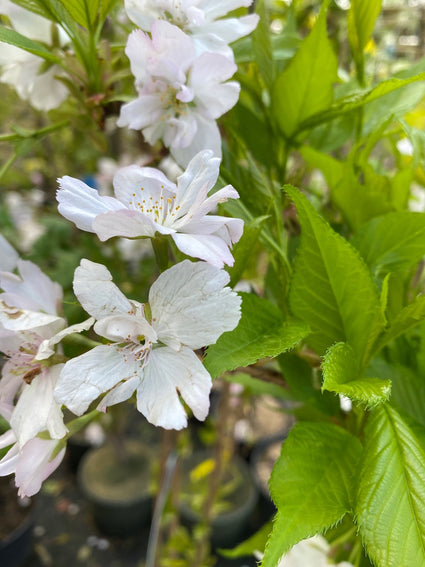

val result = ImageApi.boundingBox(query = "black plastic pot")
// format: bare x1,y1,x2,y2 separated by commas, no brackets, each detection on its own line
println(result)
78,440,155,537
178,452,258,549
0,480,34,567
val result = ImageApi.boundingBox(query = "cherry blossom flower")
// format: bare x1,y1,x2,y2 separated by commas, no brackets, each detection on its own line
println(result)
0,426,66,497
55,259,241,430
57,150,243,268
116,21,240,166
124,0,259,59
0,1,68,111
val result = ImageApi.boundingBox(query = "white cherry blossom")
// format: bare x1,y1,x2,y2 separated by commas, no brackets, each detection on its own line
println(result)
116,21,240,167
124,0,259,59
0,426,66,497
57,150,243,268
55,259,241,430
0,1,68,111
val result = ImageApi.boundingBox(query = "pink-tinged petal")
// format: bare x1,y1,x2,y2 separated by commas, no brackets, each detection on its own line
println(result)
97,375,140,412
113,164,176,206
73,259,133,320
14,438,66,497
149,260,241,349
171,116,222,168
136,346,211,429
200,14,259,43
172,232,235,267
0,235,18,272
0,363,23,406
57,176,125,232
116,95,163,130
54,345,138,415
1,259,62,315
176,84,194,103
92,209,163,240
35,317,95,361
11,365,67,448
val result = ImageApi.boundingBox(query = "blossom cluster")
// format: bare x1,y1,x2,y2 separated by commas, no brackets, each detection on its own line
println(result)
0,0,255,498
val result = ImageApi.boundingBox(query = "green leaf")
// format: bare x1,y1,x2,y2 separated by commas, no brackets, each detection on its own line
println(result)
58,0,99,30
348,0,382,82
227,215,268,287
221,521,271,558
352,212,425,276
286,185,384,363
271,0,338,140
0,26,61,63
252,0,274,90
262,422,362,567
371,295,425,354
322,342,391,407
300,72,425,132
348,0,382,53
356,405,425,567
204,293,309,379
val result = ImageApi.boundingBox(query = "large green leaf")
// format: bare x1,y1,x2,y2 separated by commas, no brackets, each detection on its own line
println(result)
286,185,384,363
262,422,362,567
271,0,338,140
0,26,61,63
322,342,391,407
204,293,309,379
300,72,425,132
352,212,425,276
356,405,425,567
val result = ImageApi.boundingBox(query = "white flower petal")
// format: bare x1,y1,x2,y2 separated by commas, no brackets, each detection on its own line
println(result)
0,302,65,333
172,232,235,267
1,259,63,315
200,0,253,20
92,209,172,240
150,259,241,349
113,164,176,206
97,375,140,412
171,116,222,168
73,259,133,320
136,346,211,429
54,345,138,415
94,313,156,344
200,14,259,44
11,365,67,448
14,438,66,497
175,149,220,213
0,235,18,272
117,95,163,130
57,176,125,232
36,317,95,361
